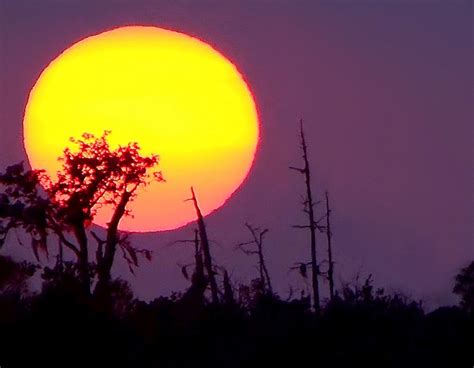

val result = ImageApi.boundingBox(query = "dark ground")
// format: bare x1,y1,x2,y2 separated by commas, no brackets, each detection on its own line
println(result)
0,263,472,368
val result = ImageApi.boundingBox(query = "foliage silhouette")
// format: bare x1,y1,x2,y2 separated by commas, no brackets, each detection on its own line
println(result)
0,131,162,297
0,255,37,295
454,260,474,315
0,270,472,368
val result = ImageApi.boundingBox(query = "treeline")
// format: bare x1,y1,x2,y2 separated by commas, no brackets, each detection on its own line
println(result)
0,258,472,368
0,128,473,367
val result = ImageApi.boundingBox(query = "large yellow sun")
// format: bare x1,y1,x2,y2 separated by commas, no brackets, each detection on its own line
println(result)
23,26,259,232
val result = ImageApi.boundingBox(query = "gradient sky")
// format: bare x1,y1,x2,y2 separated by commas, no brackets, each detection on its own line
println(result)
1,0,472,307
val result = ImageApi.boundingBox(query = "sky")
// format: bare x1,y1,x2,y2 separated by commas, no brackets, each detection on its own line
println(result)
0,0,472,307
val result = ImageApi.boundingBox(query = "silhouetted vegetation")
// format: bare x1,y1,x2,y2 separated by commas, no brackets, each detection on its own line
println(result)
290,119,325,313
0,132,161,299
0,267,472,368
236,223,273,295
0,131,472,367
188,186,219,305
454,261,474,316
324,190,335,301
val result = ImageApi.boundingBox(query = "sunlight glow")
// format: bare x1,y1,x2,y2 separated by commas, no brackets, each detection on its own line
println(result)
23,26,259,232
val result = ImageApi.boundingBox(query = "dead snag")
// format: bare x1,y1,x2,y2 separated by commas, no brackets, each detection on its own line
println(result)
236,223,273,295
290,119,323,313
325,191,335,301
189,187,219,304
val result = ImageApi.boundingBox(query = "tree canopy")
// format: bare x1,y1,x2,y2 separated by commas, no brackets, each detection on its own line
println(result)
0,131,163,294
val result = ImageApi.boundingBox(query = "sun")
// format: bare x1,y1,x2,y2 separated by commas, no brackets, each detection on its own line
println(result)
23,26,259,232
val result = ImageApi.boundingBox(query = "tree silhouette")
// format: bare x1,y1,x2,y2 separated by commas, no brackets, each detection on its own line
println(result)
0,126,472,368
173,229,208,306
0,131,162,295
453,261,474,315
290,119,325,313
236,223,273,295
324,191,335,301
188,187,219,304
0,255,37,295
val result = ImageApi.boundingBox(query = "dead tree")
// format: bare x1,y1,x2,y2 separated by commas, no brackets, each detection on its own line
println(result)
236,223,273,295
325,191,335,301
173,229,208,305
222,270,235,305
188,187,219,304
191,229,205,284
290,119,324,313
171,229,202,279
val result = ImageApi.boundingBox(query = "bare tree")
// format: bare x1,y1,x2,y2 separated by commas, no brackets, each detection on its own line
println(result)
173,229,208,305
236,223,273,295
290,119,325,313
188,187,219,304
325,191,335,301
222,269,235,305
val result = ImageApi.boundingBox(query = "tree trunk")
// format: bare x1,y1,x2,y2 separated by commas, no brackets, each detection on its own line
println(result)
95,190,131,297
182,231,208,306
246,224,273,295
190,187,219,304
259,247,273,295
325,191,335,301
73,224,90,295
291,119,320,313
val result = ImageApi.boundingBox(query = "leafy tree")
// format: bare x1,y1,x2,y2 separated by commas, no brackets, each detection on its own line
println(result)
453,261,474,315
0,255,37,295
0,131,162,295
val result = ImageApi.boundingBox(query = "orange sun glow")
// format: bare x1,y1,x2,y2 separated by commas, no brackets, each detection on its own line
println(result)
23,26,259,232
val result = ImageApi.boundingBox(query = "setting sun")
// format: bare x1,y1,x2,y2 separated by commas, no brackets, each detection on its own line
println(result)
23,26,259,232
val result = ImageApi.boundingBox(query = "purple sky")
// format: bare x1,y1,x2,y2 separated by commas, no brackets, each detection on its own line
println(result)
1,1,472,307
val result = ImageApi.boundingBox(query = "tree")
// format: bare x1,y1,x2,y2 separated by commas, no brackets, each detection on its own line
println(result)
290,119,325,313
173,229,208,306
0,131,162,295
453,261,474,315
188,187,219,304
0,255,37,295
324,191,335,301
236,223,273,295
